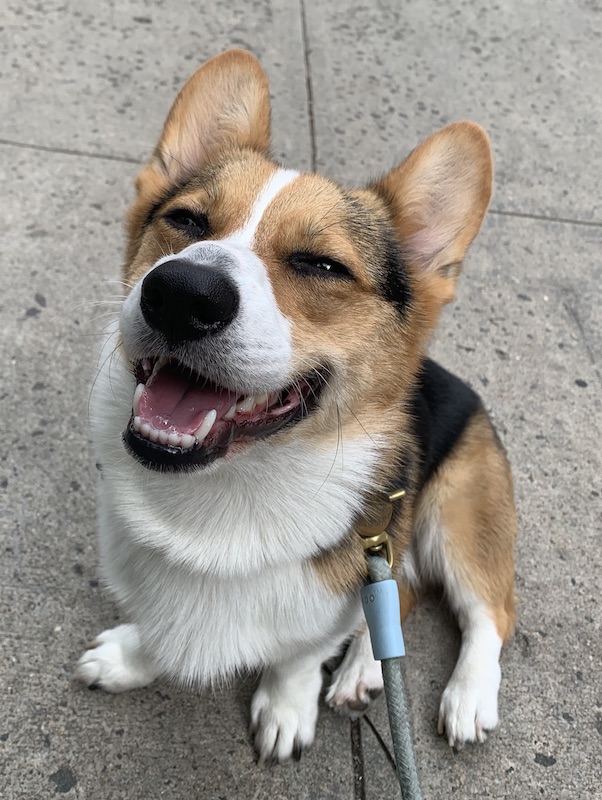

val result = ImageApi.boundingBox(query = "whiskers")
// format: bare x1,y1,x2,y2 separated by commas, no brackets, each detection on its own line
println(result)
87,329,123,420
153,145,198,185
290,356,378,497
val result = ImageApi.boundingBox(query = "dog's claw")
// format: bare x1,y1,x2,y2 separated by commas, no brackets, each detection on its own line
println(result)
292,738,303,762
346,699,370,714
250,680,317,764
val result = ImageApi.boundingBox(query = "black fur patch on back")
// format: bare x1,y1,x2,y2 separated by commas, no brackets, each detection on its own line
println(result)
411,358,482,487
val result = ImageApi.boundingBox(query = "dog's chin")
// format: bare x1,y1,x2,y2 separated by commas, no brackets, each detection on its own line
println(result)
123,422,229,472
121,359,328,473
122,407,307,472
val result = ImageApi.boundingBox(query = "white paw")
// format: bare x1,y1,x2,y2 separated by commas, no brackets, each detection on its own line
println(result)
74,625,155,693
326,633,383,716
437,660,500,748
250,674,321,763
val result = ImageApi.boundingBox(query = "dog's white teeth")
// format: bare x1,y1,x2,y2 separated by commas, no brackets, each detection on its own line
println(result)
149,356,168,383
141,358,153,378
194,409,217,443
180,433,195,449
229,392,271,417
134,421,197,450
236,396,258,413
133,383,145,414
223,403,238,420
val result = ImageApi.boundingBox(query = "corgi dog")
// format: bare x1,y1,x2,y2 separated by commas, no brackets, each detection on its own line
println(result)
75,49,516,762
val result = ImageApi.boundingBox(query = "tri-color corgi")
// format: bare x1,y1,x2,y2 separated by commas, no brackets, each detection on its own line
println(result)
75,49,516,762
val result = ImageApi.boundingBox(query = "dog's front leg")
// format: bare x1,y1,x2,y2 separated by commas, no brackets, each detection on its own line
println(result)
74,624,159,693
250,651,327,764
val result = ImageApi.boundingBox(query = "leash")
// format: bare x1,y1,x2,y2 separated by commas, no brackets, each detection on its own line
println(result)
358,490,423,800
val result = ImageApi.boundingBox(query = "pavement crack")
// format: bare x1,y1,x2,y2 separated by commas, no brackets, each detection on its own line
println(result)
350,718,367,800
0,137,142,165
363,714,398,774
489,208,602,229
562,295,602,385
299,0,317,172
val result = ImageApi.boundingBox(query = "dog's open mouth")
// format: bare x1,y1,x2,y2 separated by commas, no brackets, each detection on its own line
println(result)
122,358,326,471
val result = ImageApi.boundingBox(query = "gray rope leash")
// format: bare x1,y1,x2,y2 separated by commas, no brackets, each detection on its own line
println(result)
365,554,423,800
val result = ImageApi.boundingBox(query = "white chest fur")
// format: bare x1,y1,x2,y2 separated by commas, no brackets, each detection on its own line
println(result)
91,332,382,684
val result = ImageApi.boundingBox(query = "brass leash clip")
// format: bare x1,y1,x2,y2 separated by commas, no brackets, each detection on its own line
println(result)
356,488,406,569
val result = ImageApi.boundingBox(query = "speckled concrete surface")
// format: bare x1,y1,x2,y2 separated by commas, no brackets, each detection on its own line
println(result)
0,0,311,168
1,1,600,798
304,0,602,222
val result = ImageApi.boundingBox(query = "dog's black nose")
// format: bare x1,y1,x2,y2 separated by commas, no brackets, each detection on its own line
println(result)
140,259,239,343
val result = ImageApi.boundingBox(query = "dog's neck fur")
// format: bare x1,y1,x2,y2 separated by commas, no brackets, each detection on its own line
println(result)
91,326,394,683
94,327,391,579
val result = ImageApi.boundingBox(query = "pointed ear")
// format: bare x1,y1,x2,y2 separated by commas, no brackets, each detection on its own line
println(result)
373,122,493,305
141,49,271,187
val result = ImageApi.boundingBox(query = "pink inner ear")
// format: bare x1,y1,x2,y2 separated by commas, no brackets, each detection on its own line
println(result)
406,223,452,269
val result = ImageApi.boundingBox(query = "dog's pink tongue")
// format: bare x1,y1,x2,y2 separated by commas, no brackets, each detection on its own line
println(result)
138,363,235,434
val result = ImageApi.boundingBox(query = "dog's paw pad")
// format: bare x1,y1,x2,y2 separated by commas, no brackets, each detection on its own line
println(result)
250,686,318,764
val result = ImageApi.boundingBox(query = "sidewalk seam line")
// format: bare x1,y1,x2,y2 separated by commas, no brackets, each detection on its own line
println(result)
363,714,398,773
2,137,601,230
489,208,602,229
561,299,602,386
299,0,317,171
350,718,367,800
0,138,142,165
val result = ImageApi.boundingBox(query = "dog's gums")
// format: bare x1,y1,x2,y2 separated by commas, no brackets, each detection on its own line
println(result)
123,358,327,471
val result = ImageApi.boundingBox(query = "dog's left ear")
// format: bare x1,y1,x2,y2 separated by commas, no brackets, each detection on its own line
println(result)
125,50,272,270
373,122,493,305
140,49,271,188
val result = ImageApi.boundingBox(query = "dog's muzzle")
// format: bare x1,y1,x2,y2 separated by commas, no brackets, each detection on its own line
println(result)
121,250,329,472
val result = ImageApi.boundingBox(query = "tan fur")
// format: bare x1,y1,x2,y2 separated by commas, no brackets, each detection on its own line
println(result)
119,50,508,615
125,154,277,286
149,49,271,181
412,410,516,641
373,121,493,310
81,50,519,760
125,49,271,271
398,583,418,622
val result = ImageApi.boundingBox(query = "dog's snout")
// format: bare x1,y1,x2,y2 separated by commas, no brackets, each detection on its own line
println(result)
140,259,239,343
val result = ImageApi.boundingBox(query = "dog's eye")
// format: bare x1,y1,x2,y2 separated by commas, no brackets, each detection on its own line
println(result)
288,253,353,280
164,209,210,238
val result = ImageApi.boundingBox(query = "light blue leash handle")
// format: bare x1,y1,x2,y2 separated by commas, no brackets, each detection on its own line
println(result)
361,578,405,660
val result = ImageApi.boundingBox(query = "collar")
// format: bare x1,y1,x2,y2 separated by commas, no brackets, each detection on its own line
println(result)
356,488,406,568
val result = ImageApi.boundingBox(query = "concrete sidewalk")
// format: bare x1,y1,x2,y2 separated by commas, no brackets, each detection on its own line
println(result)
1,1,600,798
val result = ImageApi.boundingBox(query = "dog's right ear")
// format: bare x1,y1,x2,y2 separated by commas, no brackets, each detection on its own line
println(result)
137,49,271,191
373,122,493,309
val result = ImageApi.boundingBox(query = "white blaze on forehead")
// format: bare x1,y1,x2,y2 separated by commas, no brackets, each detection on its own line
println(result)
226,168,299,249
120,168,300,395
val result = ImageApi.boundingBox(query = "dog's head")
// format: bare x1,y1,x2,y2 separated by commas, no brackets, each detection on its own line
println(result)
119,49,492,472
